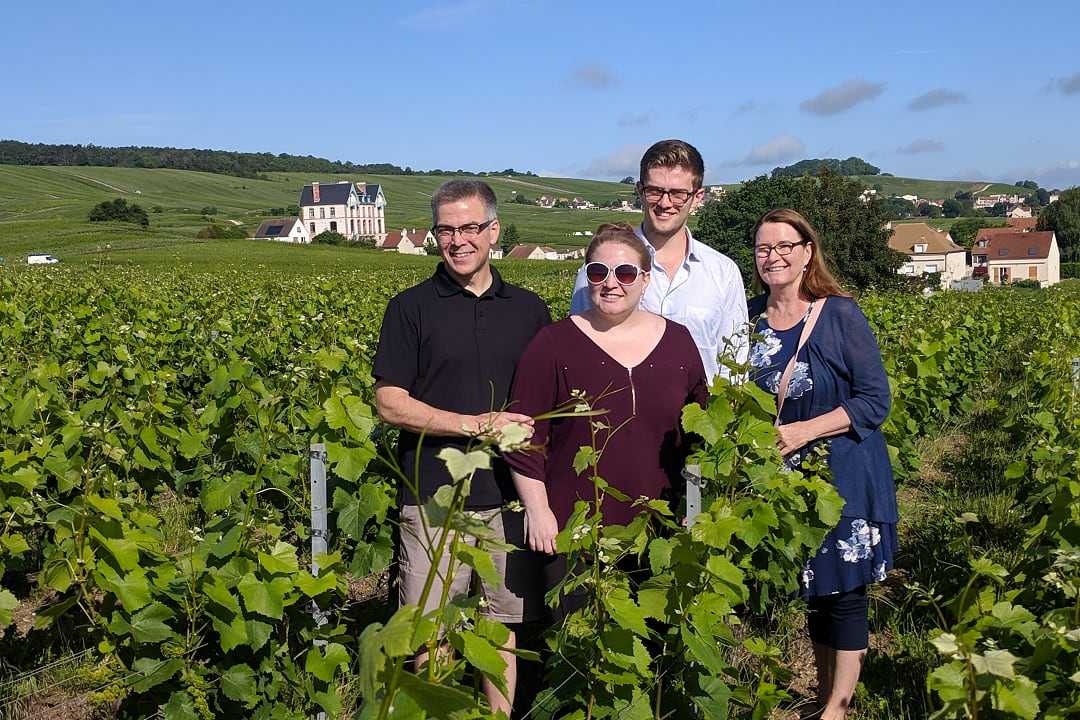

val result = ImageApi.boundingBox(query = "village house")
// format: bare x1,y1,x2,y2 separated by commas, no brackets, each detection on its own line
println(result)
252,217,310,244
559,247,587,260
974,193,1026,209
380,228,431,255
859,188,878,203
1049,193,1060,204
506,244,560,260
707,185,727,199
898,194,919,204
298,181,386,243
888,222,968,288
1008,205,1033,218
489,247,504,260
1006,217,1038,231
536,195,555,208
971,231,1060,287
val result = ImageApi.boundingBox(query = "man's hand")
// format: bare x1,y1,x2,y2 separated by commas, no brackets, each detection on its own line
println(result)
470,412,535,438
776,421,814,457
525,505,559,555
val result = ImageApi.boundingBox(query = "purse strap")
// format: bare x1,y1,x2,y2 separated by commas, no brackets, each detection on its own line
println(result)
774,297,827,425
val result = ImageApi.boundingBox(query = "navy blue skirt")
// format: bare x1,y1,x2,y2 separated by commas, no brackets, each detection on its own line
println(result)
799,518,897,599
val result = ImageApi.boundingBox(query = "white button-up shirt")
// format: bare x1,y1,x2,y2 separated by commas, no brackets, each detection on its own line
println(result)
570,225,749,381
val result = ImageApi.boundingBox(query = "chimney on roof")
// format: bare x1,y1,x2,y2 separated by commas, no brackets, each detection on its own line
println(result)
356,182,367,196
312,182,320,204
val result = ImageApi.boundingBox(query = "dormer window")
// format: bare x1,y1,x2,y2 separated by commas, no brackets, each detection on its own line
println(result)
1027,248,1037,256
914,243,927,253
998,249,1008,256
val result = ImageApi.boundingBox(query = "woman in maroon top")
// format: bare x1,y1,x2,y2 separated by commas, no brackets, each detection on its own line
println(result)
506,223,708,559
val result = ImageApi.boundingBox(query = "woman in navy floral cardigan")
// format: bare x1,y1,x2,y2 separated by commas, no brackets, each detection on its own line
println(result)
747,209,898,720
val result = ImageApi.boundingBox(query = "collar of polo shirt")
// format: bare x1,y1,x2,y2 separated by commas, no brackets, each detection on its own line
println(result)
433,262,511,298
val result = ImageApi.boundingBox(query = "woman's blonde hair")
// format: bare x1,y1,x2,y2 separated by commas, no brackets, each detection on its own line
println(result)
585,223,652,270
751,208,849,299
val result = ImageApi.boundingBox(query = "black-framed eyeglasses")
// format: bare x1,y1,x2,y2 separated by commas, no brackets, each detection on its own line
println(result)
638,184,699,207
584,261,646,286
754,240,809,259
432,218,495,242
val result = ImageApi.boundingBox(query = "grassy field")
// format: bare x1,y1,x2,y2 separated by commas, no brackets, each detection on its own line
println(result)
852,175,1022,200
0,165,643,262
0,164,1032,269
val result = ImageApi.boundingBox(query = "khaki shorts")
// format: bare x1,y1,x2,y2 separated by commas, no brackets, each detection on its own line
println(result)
397,505,541,623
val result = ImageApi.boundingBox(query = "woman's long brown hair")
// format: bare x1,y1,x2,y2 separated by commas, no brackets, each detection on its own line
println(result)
751,208,850,299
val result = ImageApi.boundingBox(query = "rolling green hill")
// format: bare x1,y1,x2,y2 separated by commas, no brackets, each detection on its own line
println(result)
852,175,1023,200
0,164,1035,271
0,166,642,265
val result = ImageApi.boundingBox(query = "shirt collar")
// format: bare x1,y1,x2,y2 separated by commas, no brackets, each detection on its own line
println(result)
433,262,509,299
635,223,701,264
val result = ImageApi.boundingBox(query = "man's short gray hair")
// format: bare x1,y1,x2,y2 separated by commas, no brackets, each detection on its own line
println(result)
430,180,498,224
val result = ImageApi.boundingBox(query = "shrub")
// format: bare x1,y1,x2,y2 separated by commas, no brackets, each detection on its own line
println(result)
201,206,218,215
312,231,348,246
88,198,150,226
1062,261,1079,279
151,205,164,213
195,224,246,239
1011,278,1041,289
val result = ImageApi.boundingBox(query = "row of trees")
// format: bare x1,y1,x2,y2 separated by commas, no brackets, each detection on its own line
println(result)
0,140,539,180
1037,187,1080,261
695,170,905,290
772,156,881,178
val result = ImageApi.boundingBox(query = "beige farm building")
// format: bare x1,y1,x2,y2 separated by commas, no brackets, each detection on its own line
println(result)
888,222,968,288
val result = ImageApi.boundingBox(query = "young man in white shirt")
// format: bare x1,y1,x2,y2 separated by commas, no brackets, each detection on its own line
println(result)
571,139,748,380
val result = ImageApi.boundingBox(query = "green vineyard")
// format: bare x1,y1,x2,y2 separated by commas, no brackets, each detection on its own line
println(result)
0,263,1077,719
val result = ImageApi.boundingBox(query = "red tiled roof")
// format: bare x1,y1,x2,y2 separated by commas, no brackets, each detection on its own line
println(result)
973,227,1014,247
405,229,430,245
971,231,1055,261
1006,217,1037,231
507,244,539,259
382,231,402,249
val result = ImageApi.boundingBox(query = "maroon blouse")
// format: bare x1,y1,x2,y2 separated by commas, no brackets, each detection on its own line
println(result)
506,317,708,527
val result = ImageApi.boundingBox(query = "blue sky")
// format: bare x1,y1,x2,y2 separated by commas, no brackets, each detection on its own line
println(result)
2,1,1078,187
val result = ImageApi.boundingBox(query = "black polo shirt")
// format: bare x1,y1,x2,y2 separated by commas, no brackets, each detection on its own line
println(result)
373,263,551,508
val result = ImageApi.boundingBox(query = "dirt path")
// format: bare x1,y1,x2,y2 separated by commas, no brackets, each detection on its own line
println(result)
498,177,582,195
64,173,129,194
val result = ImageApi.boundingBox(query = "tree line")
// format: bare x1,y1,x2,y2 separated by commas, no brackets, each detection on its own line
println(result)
771,156,881,178
0,140,539,180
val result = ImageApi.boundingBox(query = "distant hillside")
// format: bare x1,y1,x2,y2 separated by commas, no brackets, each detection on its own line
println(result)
0,140,540,180
0,165,639,258
772,157,880,178
852,175,1022,200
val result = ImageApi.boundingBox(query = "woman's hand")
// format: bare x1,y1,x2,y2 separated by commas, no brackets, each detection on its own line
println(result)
525,505,559,555
776,421,814,456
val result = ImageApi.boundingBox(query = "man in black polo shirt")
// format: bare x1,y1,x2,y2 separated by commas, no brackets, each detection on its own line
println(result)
373,179,550,715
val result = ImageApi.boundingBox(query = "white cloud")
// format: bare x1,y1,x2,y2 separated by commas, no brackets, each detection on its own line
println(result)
617,112,654,128
897,139,945,154
582,143,647,178
568,63,620,91
1056,72,1080,95
720,134,805,167
908,88,968,111
800,79,886,116
1013,160,1080,189
400,0,488,28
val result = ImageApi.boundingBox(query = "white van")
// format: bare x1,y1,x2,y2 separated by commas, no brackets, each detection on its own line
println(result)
27,254,60,265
